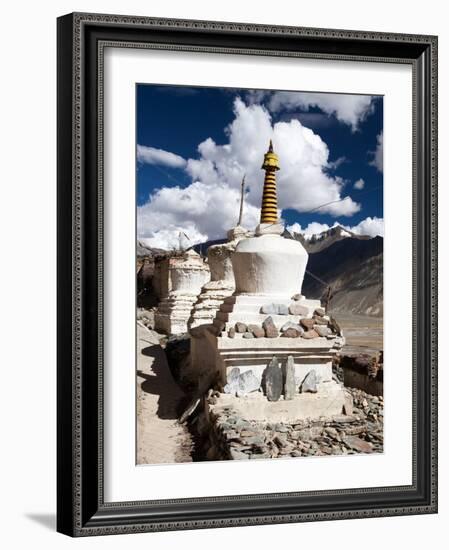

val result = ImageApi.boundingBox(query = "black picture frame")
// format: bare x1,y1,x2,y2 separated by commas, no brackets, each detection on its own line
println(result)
57,12,438,537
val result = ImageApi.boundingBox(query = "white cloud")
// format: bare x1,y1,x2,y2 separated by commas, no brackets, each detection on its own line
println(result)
137,180,260,249
262,92,375,132
287,216,384,239
286,222,303,234
138,98,361,249
354,178,365,190
369,131,383,172
348,216,384,237
137,144,186,169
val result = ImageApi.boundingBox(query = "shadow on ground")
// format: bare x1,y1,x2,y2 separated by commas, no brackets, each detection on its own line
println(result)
138,344,185,420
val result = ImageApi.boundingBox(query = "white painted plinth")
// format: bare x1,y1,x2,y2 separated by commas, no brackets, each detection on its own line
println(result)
191,327,341,388
209,382,348,422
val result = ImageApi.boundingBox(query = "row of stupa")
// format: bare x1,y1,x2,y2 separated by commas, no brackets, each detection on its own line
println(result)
152,142,349,420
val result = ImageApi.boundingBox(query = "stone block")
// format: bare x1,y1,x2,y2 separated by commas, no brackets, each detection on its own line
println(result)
264,357,283,402
283,356,296,400
262,316,279,338
282,328,302,338
302,329,319,339
260,303,289,315
280,321,304,334
235,322,247,333
300,369,318,393
314,325,332,337
289,303,310,316
248,324,265,338
300,318,315,330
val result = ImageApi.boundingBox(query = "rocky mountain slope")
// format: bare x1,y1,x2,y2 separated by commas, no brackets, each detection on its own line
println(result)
302,235,383,317
286,224,371,254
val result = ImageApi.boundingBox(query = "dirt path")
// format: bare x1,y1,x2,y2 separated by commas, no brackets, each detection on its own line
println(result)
136,324,193,464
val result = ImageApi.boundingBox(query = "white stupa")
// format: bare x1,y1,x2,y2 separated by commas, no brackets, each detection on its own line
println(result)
190,142,349,421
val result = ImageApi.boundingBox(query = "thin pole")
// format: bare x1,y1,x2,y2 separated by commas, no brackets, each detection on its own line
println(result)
238,174,245,226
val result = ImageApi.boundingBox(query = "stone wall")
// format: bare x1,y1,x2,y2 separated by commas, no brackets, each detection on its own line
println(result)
194,388,383,461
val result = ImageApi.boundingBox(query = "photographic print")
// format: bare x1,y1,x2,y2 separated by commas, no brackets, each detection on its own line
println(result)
136,84,384,465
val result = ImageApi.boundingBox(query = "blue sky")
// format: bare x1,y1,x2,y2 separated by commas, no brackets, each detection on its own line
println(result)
136,84,383,250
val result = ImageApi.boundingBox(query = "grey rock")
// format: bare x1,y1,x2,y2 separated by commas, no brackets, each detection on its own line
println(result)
264,357,283,401
314,325,332,337
228,327,236,338
260,303,277,315
343,392,354,415
228,368,241,382
301,329,319,339
237,370,260,396
223,368,241,394
273,434,289,448
242,332,255,339
291,293,304,301
235,322,247,333
243,435,265,446
229,448,250,460
314,307,326,317
282,328,302,338
283,356,296,400
260,303,289,315
277,304,289,315
300,370,318,393
223,382,237,395
328,316,342,336
248,324,265,338
325,427,339,439
300,318,315,330
343,435,373,453
274,423,289,433
281,321,304,334
313,316,329,326
289,303,309,316
262,316,279,338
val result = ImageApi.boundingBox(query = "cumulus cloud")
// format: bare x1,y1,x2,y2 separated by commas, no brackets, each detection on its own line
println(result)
287,221,339,239
354,178,365,190
287,216,384,239
138,98,361,249
349,216,384,237
137,180,260,249
249,91,375,132
369,132,383,172
137,144,186,169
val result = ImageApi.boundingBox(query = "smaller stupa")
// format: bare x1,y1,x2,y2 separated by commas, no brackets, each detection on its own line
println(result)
154,249,210,335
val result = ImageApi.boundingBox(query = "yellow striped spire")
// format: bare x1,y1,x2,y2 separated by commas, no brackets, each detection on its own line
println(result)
260,140,280,224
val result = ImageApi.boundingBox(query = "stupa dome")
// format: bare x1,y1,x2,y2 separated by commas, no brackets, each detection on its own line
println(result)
232,234,308,296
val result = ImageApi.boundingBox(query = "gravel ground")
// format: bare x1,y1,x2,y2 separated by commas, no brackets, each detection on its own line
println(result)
203,386,383,460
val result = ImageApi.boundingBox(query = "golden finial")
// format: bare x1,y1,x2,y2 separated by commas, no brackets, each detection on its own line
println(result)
260,141,280,224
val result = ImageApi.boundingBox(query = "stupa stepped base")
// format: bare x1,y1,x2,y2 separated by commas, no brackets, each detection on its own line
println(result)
208,381,347,422
215,294,321,329
154,293,200,335
188,282,234,330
